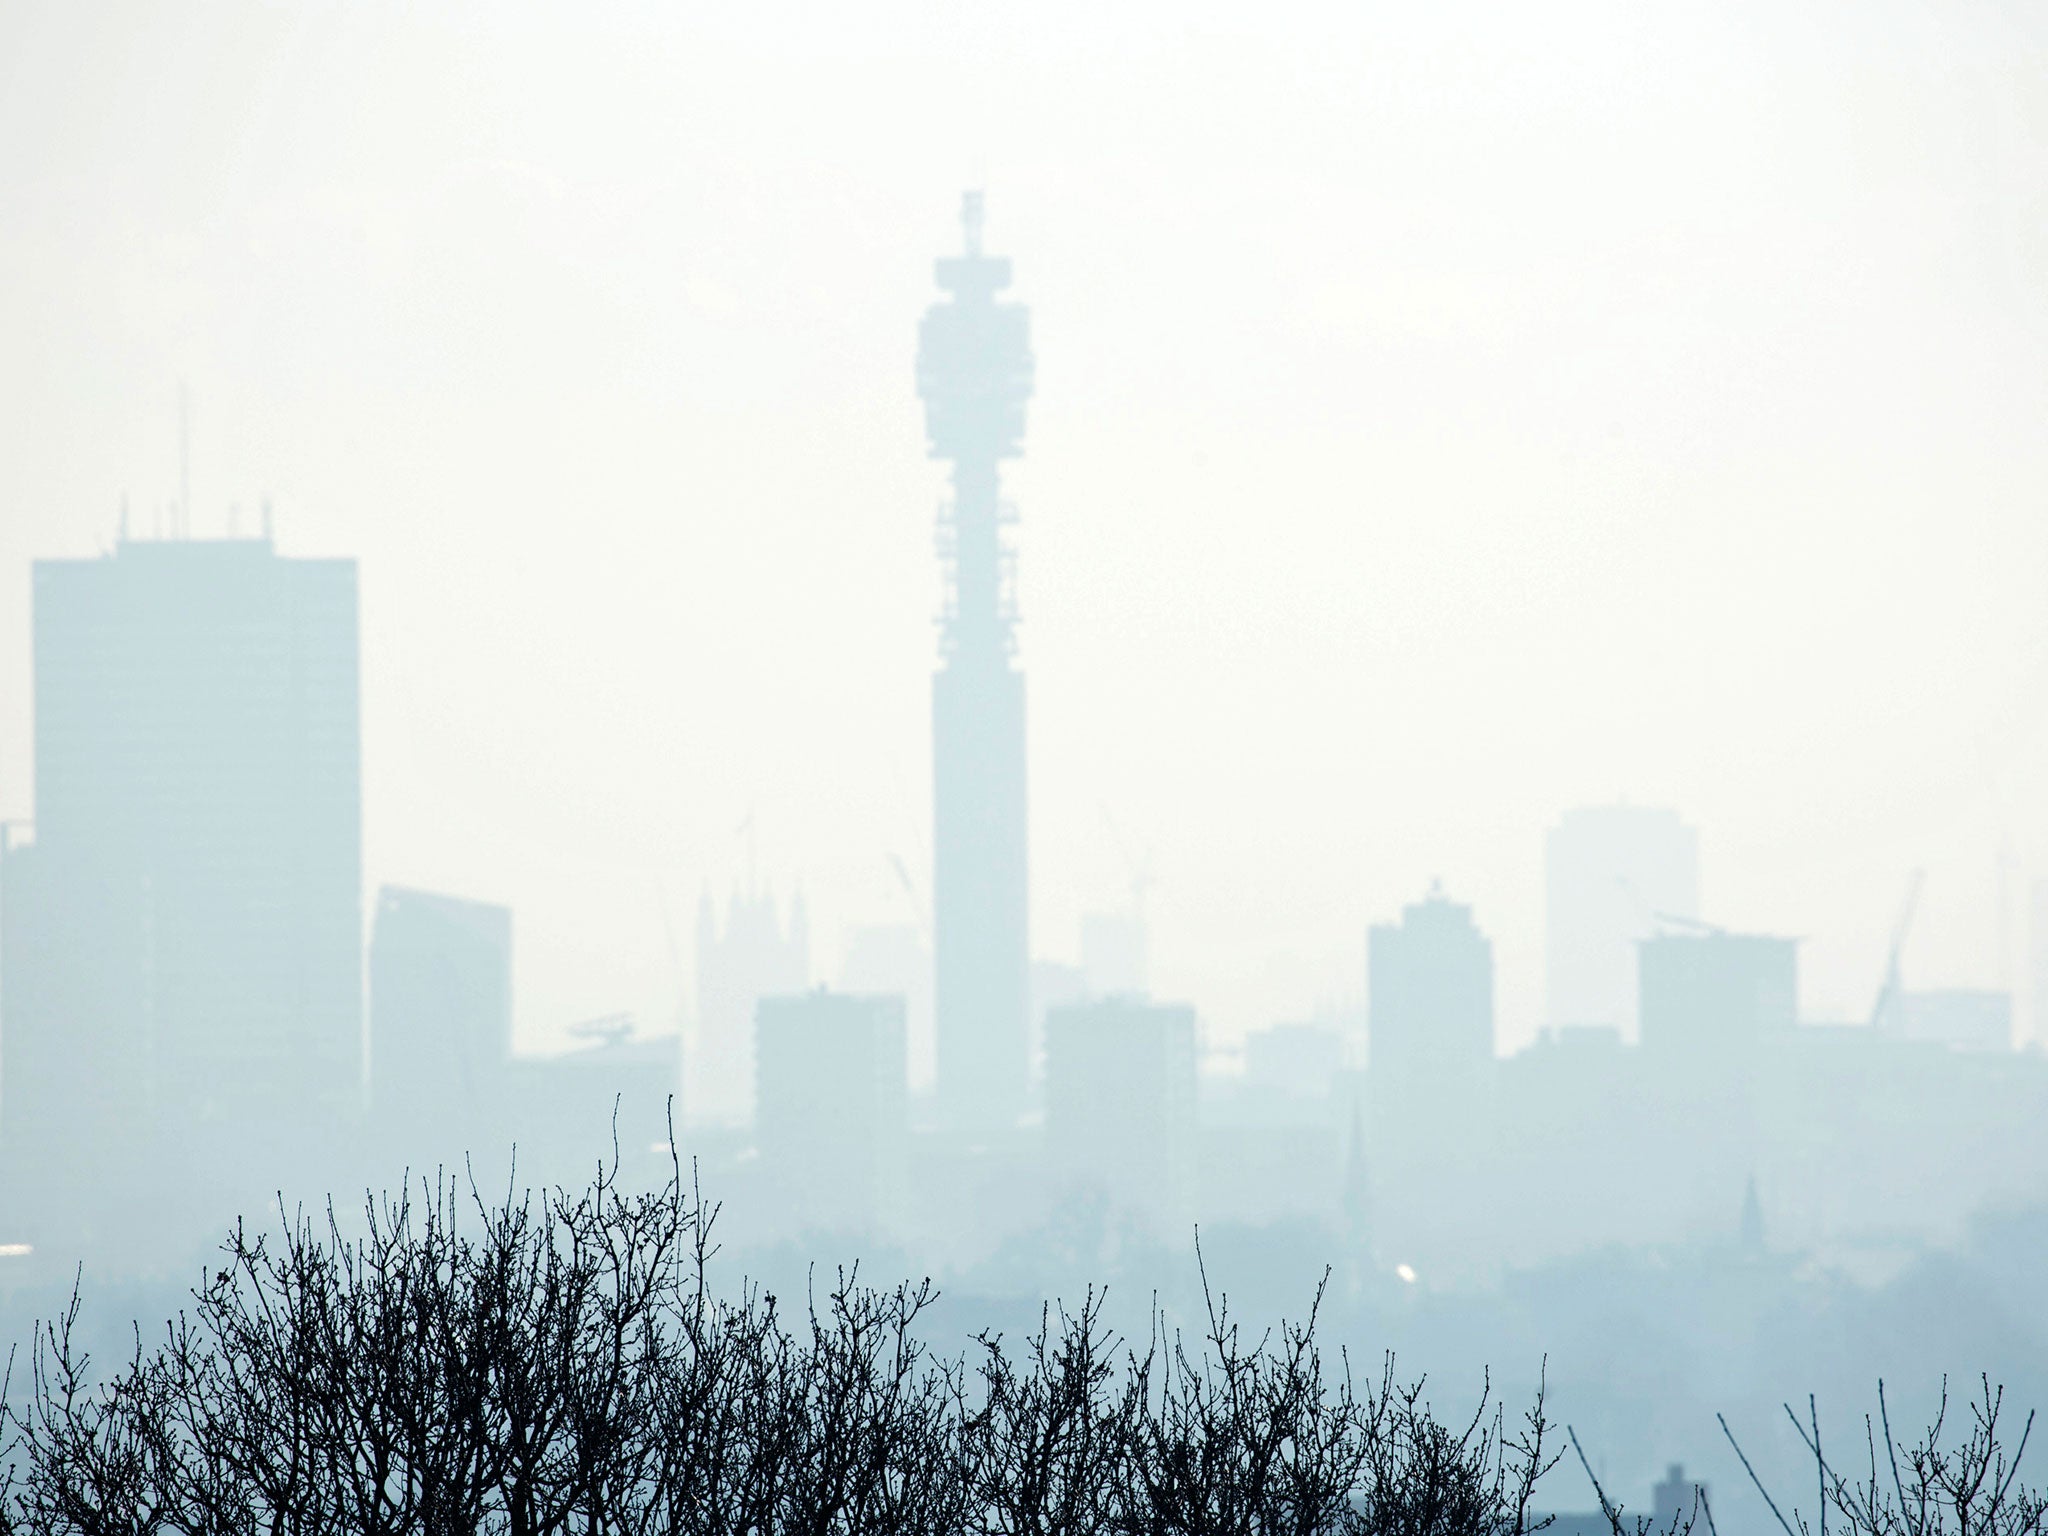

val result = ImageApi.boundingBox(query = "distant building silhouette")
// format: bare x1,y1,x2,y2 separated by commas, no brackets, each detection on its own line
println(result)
1539,1464,1705,1536
755,990,908,1234
1044,997,1198,1234
1029,958,1087,1086
1198,1027,1346,1229
1638,928,1795,1058
1366,886,1496,1280
1369,885,1494,1083
504,1017,681,1185
840,922,933,1096
1546,805,1698,1040
1893,988,2011,1052
1,535,361,1226
920,192,1034,1131
691,885,807,1128
1342,1090,1372,1265
1739,1174,1765,1254
1653,1465,1707,1530
1638,927,1792,1231
1493,1024,1653,1258
368,885,512,1159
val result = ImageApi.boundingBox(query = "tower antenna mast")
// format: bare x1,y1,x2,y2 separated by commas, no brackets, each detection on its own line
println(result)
178,381,191,538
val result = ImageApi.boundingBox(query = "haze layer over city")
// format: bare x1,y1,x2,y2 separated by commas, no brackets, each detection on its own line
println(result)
3,0,2048,1524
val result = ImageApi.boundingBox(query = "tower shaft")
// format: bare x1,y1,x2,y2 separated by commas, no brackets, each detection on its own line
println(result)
918,194,1034,1129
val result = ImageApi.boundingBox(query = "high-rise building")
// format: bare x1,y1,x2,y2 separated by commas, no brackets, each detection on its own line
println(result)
691,885,807,1128
755,990,908,1234
368,885,512,1159
1043,997,1198,1234
1545,805,1698,1039
1368,886,1494,1085
1,535,362,1188
919,192,1034,1130
1365,886,1496,1276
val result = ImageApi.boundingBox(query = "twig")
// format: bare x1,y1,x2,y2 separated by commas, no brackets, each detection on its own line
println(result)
1720,1411,1799,1536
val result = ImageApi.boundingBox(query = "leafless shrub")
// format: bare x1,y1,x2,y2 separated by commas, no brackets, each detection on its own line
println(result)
1722,1379,2048,1536
0,1145,1624,1536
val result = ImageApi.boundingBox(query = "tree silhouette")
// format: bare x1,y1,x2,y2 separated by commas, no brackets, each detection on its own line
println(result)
0,1144,2027,1536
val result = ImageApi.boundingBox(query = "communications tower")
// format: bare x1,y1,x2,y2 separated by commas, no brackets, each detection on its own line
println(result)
918,192,1034,1129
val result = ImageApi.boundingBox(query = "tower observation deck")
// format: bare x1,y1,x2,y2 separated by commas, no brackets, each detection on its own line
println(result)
919,192,1034,1129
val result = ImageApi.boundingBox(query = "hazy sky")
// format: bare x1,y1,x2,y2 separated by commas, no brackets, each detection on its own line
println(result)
4,0,2047,1055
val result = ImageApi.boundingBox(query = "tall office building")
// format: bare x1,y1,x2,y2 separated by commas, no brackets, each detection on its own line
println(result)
368,885,512,1159
1,535,361,1200
1043,997,1198,1234
919,192,1034,1129
1368,886,1495,1085
1545,805,1698,1039
755,990,908,1234
1365,886,1495,1272
691,885,807,1128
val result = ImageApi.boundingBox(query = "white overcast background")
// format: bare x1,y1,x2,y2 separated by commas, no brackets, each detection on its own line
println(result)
3,0,2046,1056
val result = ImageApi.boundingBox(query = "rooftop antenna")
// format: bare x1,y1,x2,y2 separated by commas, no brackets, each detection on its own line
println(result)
961,189,984,256
177,380,191,538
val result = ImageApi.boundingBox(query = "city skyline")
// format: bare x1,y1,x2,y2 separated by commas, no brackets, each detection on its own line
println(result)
7,5,2048,1508
5,3,2048,1061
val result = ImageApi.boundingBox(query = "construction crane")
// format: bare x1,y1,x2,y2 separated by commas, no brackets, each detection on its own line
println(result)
1099,803,1156,923
886,852,931,943
1652,909,1726,937
1867,869,1925,1033
1617,876,1721,937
